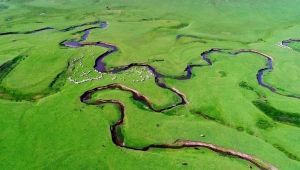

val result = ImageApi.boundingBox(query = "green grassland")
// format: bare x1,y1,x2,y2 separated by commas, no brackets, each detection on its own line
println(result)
1,0,300,169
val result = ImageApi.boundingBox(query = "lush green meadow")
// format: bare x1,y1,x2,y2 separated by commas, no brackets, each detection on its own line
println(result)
1,0,300,169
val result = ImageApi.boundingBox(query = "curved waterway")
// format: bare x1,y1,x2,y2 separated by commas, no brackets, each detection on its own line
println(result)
62,26,281,169
80,84,277,170
0,21,107,36
62,30,300,99
0,20,297,99
1,21,293,169
282,39,300,47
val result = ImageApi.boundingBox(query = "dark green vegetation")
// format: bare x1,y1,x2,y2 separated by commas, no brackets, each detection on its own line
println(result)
253,100,300,127
273,144,299,161
1,0,300,169
0,4,8,10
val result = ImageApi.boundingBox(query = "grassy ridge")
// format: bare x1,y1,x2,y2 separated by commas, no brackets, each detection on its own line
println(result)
0,53,70,101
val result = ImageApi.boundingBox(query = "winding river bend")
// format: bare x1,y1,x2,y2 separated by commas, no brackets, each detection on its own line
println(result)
0,21,107,36
80,84,277,170
1,21,297,98
62,30,300,100
61,24,282,169
282,39,300,47
0,21,292,169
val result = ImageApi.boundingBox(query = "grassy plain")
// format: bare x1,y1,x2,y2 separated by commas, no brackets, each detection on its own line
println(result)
1,0,300,169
